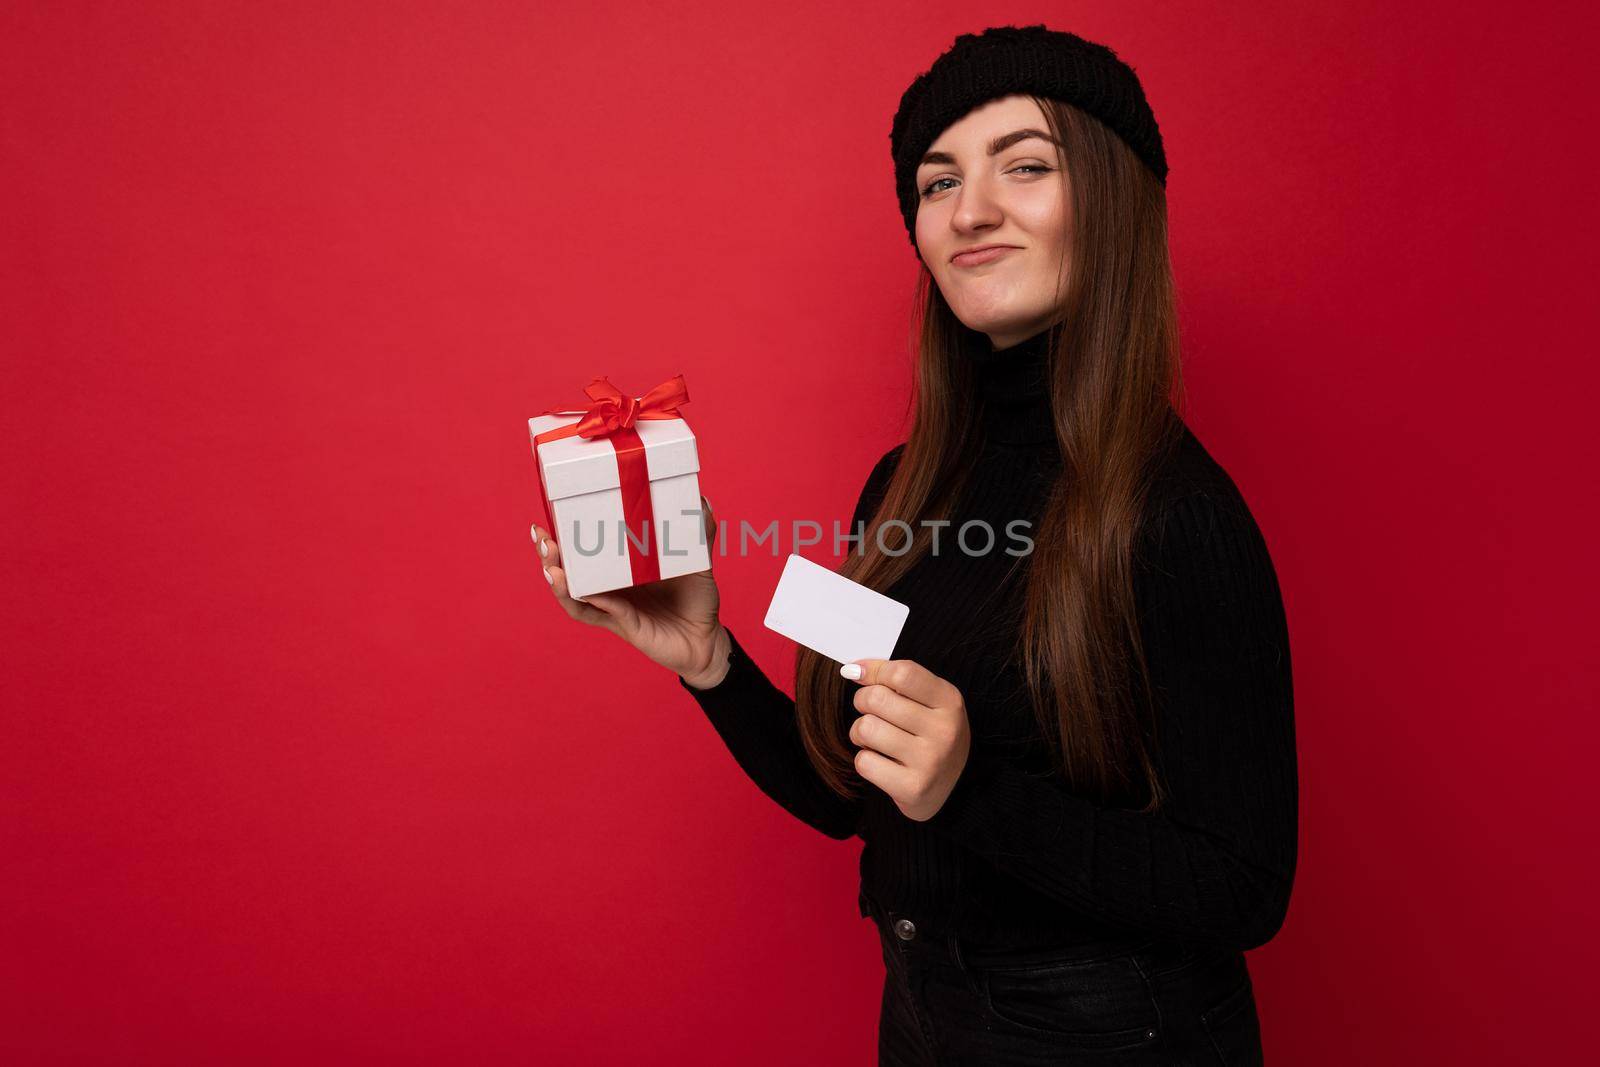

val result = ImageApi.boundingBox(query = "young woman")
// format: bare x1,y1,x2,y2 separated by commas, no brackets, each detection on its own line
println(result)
532,25,1295,1066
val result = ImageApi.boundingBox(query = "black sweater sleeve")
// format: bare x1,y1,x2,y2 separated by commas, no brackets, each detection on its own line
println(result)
676,446,904,841
921,489,1299,950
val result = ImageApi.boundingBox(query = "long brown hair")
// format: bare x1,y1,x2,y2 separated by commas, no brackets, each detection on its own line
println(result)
794,97,1188,813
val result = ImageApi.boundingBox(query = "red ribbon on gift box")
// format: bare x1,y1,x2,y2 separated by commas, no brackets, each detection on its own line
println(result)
532,374,690,588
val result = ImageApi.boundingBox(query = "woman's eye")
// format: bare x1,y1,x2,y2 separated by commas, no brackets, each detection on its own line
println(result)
919,165,1054,199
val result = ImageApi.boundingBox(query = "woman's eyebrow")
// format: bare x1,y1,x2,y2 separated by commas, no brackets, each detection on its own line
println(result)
918,128,1061,169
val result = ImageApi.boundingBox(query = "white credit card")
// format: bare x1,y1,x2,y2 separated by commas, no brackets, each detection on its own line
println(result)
762,553,909,665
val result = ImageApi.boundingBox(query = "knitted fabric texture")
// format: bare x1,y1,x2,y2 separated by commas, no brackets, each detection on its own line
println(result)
890,24,1168,256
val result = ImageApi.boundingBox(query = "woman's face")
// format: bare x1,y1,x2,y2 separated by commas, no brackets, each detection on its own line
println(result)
914,95,1072,350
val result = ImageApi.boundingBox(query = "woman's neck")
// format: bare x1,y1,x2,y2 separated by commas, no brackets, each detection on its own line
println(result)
968,326,1058,447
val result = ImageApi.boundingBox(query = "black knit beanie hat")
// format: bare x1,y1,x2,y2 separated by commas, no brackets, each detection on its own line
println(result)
889,25,1168,257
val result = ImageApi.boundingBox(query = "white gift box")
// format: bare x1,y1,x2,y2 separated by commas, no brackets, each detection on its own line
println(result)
528,410,710,600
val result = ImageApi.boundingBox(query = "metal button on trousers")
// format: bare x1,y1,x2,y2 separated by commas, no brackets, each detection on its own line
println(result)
893,918,917,941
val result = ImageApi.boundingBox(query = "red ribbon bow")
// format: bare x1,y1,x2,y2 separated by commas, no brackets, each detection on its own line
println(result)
532,374,691,588
538,374,690,442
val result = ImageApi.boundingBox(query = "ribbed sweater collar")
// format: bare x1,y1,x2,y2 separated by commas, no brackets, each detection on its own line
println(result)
968,325,1058,447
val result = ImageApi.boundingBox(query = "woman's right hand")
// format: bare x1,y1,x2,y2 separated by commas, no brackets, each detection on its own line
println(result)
531,495,732,689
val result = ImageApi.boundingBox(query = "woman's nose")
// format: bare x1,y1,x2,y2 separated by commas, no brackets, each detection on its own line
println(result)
950,182,1003,232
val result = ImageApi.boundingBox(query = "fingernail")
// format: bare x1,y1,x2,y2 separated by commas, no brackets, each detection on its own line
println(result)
538,538,549,557
543,568,553,585
840,663,862,680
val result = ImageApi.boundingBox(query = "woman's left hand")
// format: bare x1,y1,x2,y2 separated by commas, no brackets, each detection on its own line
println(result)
843,659,971,822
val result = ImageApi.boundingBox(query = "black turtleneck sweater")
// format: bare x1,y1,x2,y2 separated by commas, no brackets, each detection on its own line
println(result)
677,328,1298,952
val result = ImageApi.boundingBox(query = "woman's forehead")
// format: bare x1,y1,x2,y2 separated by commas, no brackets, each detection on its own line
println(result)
924,95,1050,153
919,98,1057,168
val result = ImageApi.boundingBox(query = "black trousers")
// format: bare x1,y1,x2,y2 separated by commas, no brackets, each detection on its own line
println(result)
867,899,1263,1065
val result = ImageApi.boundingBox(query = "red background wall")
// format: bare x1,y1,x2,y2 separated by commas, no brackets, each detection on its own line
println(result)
4,2,1594,1062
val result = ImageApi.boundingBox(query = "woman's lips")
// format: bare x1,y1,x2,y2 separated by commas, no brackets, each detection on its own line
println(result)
951,246,1017,267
